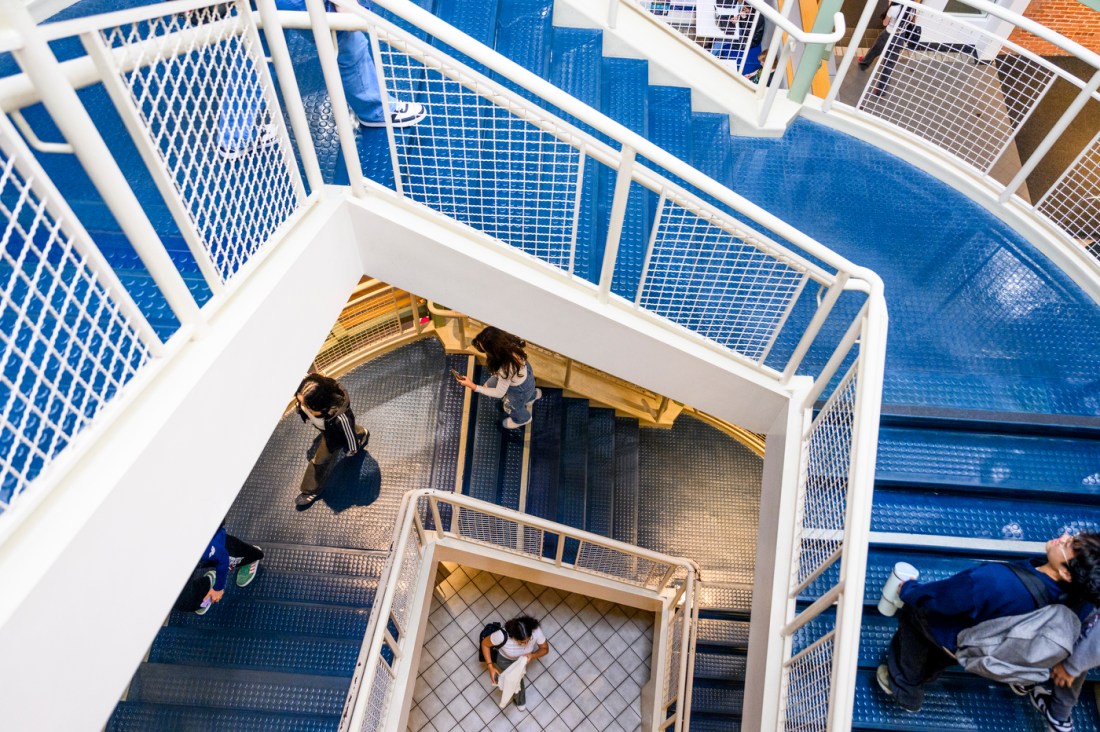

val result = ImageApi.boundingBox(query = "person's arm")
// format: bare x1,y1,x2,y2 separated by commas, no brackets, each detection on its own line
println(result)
526,641,550,662
898,569,981,618
481,635,500,683
1062,613,1100,680
473,375,510,399
205,529,230,603
333,412,359,455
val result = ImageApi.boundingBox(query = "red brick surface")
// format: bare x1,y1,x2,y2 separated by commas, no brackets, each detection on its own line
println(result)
1008,0,1100,56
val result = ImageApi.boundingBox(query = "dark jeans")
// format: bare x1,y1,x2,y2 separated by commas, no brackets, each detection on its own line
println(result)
173,535,263,611
1049,674,1086,722
885,605,955,711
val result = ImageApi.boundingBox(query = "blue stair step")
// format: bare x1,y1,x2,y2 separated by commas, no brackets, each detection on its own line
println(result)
612,417,640,546
693,650,747,682
852,668,1100,730
148,627,360,677
601,57,653,300
431,0,498,47
494,0,554,78
691,680,744,716
648,86,693,166
871,486,1100,541
556,398,589,530
585,407,616,536
876,426,1100,497
108,701,340,732
527,388,563,522
498,418,526,511
168,600,369,639
549,28,604,283
879,406,1100,440
687,714,743,732
430,354,470,493
225,568,377,607
691,112,733,183
696,617,751,650
126,664,350,715
847,548,1027,607
467,365,504,504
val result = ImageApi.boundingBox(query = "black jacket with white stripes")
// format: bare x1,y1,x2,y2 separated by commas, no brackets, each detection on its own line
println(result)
295,375,363,456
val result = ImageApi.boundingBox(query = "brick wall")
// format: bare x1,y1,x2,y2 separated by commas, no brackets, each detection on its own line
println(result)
1008,0,1100,56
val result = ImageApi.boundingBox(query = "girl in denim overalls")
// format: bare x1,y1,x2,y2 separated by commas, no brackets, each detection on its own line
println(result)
456,327,541,429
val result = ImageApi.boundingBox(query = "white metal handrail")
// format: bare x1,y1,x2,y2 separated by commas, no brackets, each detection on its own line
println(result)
825,0,1100,271
340,489,700,732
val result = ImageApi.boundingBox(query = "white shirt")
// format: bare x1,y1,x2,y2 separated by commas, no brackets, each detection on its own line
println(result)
474,364,529,399
489,626,547,660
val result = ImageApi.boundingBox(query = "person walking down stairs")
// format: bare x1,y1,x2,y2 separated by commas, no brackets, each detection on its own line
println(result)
172,526,264,615
455,327,542,429
293,373,370,508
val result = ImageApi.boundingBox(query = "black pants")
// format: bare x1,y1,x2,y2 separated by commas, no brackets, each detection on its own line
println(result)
173,534,263,611
885,605,955,711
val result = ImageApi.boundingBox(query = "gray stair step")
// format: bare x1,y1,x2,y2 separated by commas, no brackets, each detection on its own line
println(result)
108,701,340,732
169,599,369,639
255,543,389,577
695,617,751,650
697,582,753,616
690,683,744,716
149,626,360,677
693,651,747,682
127,664,350,716
237,569,377,607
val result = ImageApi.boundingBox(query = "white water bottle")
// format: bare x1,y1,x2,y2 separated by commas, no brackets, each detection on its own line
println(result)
878,562,920,616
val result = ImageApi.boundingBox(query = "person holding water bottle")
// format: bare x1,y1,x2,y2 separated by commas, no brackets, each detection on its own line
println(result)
876,532,1100,713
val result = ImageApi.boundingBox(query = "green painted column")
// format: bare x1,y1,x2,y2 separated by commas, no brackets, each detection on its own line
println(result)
788,0,844,103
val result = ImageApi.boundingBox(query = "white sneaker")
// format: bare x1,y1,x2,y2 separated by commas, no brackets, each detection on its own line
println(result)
217,123,278,160
357,101,427,128
502,416,532,429
516,704,527,711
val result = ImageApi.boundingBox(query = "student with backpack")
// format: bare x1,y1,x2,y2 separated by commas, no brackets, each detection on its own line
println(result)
479,615,550,711
876,532,1100,714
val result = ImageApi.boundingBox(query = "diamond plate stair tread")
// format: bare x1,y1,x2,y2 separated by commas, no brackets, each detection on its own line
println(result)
493,0,554,78
107,702,340,732
168,600,369,639
149,627,360,677
686,713,742,732
871,487,1100,541
697,583,754,614
612,417,640,546
127,664,350,715
235,569,376,607
430,354,469,493
690,682,745,715
557,398,589,530
691,112,733,183
696,618,751,649
585,408,616,537
498,421,526,512
693,651,747,681
468,367,504,504
430,0,497,46
852,668,1100,730
876,426,1100,496
648,86,693,164
527,388,562,522
226,339,447,551
249,543,388,577
638,417,762,586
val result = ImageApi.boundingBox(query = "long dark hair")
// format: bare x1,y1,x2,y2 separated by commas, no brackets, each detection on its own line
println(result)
472,327,527,379
504,615,539,642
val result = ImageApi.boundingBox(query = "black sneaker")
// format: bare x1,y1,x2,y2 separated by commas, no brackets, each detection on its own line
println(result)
1028,687,1073,732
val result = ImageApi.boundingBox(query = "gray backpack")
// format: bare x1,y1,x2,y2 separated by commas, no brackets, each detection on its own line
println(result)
956,604,1079,684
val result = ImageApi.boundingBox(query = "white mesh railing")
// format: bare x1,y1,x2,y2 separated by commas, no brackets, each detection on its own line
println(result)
1037,129,1100,247
638,0,765,77
342,489,700,732
89,1,303,288
828,0,1100,271
313,281,423,374
0,112,157,518
326,0,862,382
781,624,835,732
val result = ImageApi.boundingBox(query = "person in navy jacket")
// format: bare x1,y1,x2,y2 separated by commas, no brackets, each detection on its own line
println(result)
877,532,1100,713
174,527,264,614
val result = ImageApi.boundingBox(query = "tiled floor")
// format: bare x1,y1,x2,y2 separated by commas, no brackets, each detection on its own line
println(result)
408,564,654,731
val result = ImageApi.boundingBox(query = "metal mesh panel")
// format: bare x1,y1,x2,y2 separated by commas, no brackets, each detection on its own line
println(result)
638,198,808,362
389,532,423,633
665,610,683,711
375,33,582,272
857,4,1057,175
638,1,761,75
99,2,300,283
782,628,835,732
358,657,394,732
0,132,152,514
313,287,409,373
794,362,858,587
1037,129,1100,252
575,540,665,588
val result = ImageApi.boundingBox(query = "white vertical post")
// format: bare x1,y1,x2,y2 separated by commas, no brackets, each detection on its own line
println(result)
759,39,795,127
781,273,848,383
2,0,204,331
254,0,325,193
598,145,636,304
303,0,367,197
821,0,878,112
1000,69,1100,204
367,29,405,198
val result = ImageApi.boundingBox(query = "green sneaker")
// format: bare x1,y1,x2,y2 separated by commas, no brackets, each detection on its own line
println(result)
236,557,261,587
